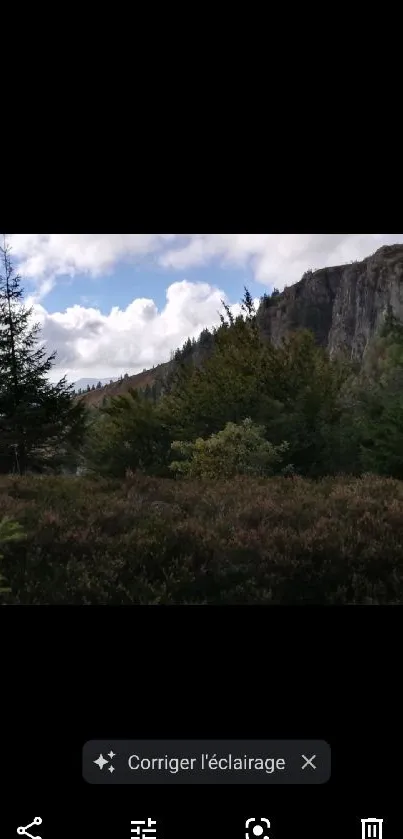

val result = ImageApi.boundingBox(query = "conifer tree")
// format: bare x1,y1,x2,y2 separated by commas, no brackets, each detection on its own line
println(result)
0,235,87,474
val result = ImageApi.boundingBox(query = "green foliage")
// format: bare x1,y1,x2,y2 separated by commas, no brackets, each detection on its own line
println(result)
258,330,353,476
161,297,352,477
339,312,403,478
0,235,87,475
83,387,172,478
161,291,264,440
170,418,289,479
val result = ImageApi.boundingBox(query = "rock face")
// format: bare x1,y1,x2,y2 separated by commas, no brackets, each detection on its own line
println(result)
256,244,403,360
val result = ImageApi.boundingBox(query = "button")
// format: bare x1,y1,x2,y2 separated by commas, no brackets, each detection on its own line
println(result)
245,819,271,839
17,818,43,839
130,818,157,839
301,754,316,770
361,819,384,839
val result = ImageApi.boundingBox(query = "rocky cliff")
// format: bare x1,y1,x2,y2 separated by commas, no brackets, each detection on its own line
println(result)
77,244,403,407
257,244,403,360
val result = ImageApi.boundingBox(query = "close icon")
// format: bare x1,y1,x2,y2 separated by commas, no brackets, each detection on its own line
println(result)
245,818,270,839
17,817,43,839
301,754,316,770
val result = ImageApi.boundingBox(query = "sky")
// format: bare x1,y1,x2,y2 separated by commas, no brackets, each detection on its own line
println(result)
7,233,403,384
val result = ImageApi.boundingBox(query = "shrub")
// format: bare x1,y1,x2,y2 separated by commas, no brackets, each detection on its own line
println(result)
83,388,172,478
169,418,289,479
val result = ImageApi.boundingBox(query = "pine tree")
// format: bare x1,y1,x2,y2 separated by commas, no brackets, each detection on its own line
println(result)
96,381,102,389
240,286,256,319
0,235,87,474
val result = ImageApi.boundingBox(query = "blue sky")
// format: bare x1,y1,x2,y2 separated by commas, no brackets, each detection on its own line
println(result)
41,262,259,320
8,233,403,384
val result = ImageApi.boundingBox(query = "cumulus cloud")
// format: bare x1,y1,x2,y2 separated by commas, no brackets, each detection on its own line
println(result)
27,281,254,383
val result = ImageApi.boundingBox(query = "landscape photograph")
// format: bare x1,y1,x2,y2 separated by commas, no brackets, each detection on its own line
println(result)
1,232,403,605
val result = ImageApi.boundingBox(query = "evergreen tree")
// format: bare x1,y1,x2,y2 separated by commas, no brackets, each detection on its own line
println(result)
0,235,87,474
339,312,403,477
160,290,351,475
96,381,102,389
83,387,171,477
86,385,91,392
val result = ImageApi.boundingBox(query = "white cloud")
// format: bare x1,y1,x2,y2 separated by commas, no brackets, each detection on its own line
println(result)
9,234,169,300
159,233,403,288
28,280,251,383
10,233,403,298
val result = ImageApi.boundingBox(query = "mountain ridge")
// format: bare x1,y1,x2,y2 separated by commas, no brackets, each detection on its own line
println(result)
75,244,403,407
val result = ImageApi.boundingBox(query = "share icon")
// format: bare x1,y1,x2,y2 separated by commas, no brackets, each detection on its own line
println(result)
17,817,43,839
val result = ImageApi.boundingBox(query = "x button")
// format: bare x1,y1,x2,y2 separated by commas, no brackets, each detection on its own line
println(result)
301,754,316,770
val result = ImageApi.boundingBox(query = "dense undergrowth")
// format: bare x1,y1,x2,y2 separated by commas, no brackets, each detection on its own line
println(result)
1,472,403,605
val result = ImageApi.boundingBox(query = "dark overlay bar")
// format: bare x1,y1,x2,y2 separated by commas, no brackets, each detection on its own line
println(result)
83,740,330,784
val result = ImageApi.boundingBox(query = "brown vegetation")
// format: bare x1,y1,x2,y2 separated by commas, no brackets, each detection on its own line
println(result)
75,362,171,407
1,472,402,605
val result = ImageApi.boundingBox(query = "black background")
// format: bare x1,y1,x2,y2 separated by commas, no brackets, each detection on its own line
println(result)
2,607,399,837
1,96,399,836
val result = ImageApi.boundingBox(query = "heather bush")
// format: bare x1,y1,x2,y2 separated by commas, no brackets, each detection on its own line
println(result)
1,472,403,604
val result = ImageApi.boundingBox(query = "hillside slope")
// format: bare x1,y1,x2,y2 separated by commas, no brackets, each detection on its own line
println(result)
75,362,171,407
76,244,403,408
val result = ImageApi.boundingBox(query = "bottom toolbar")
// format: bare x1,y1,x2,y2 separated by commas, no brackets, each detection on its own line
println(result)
9,812,389,839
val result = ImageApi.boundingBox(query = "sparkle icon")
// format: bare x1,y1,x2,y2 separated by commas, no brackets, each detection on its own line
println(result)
108,751,116,759
108,765,115,773
94,754,109,770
